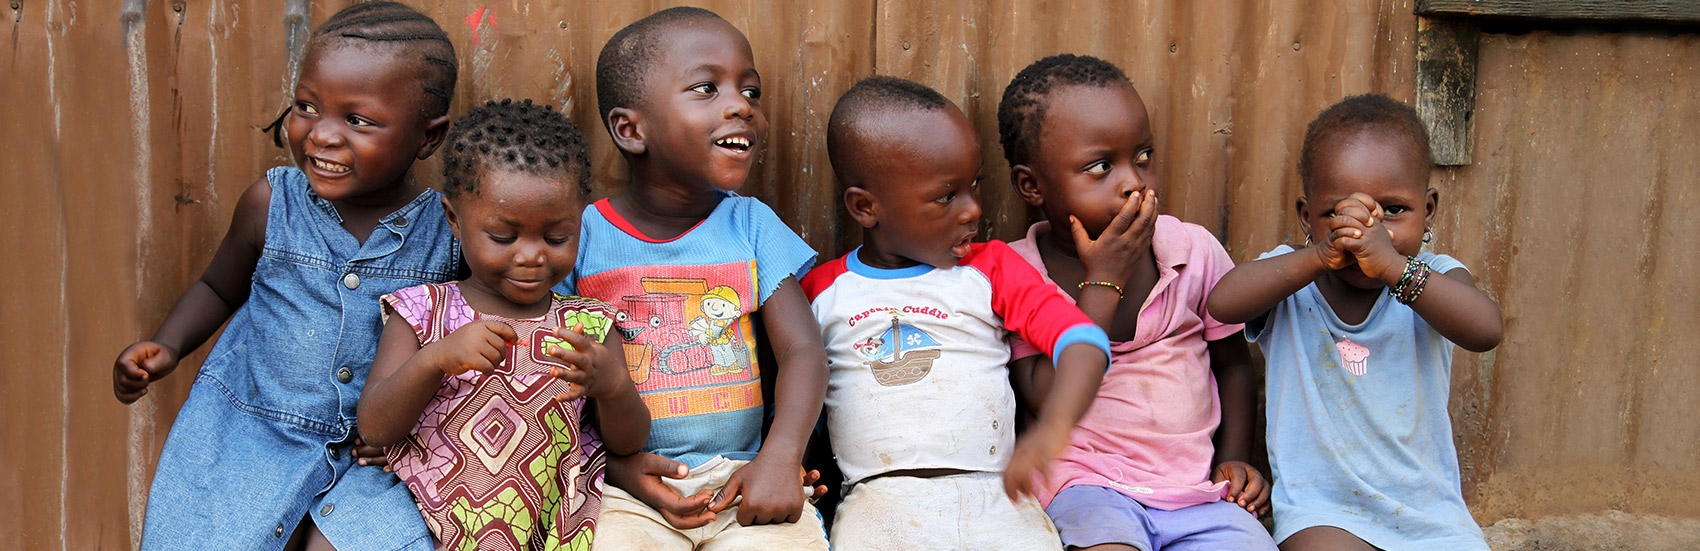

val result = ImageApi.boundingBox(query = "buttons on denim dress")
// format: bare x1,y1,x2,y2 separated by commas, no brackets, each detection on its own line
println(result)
336,366,353,384
321,503,335,516
329,447,340,460
275,524,285,538
341,273,360,290
393,216,408,228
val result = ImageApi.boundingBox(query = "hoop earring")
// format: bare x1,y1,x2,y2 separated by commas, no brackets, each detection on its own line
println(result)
1422,229,1433,244
1305,234,1313,246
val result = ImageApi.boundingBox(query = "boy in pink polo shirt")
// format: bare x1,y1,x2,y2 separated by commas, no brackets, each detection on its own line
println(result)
998,54,1276,550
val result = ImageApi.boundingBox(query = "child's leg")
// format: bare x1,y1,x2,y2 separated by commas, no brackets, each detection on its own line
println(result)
283,516,337,551
592,482,698,551
1044,485,1158,551
832,472,1060,551
1278,526,1380,551
691,458,829,551
1145,499,1276,551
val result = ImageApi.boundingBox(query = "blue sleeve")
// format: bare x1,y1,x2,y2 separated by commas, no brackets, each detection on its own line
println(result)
741,197,818,305
1051,324,1112,368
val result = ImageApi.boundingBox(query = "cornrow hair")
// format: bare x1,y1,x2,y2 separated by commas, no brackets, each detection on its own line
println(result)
442,98,593,199
996,54,1132,167
1297,94,1432,193
826,76,951,190
313,1,457,119
595,7,726,124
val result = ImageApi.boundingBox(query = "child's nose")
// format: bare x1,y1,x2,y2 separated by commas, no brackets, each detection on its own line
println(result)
723,95,755,120
1116,171,1143,199
513,242,546,266
308,121,345,148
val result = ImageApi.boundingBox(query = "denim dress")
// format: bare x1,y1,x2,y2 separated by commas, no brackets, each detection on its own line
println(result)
141,167,459,550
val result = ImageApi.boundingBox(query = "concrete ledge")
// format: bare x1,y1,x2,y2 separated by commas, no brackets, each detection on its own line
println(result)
1485,511,1700,551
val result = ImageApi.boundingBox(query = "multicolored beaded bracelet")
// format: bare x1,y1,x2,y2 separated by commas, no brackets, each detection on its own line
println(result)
1078,280,1125,298
1390,256,1431,304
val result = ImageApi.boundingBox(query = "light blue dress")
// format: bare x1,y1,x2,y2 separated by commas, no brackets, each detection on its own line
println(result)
1250,245,1488,551
141,167,458,550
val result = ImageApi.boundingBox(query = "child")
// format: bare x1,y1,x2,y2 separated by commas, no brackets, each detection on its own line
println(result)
356,99,651,549
801,75,1112,550
1206,94,1504,551
994,54,1278,551
110,2,458,549
561,7,830,550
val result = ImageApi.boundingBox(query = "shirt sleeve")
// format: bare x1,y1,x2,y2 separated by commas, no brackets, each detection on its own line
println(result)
742,197,819,305
380,284,435,342
969,241,1111,366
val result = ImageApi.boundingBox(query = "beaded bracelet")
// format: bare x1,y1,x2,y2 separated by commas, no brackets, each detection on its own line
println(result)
1389,256,1431,304
1078,280,1125,298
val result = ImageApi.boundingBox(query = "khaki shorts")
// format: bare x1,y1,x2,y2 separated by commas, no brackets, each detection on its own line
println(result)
592,456,829,551
831,471,1063,551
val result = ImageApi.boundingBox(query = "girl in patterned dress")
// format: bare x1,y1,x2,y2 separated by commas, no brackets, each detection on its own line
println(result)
359,99,650,550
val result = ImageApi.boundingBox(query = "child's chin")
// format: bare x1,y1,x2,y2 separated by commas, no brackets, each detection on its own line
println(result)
1336,268,1385,290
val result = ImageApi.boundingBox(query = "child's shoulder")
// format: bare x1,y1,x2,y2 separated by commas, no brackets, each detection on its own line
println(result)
1153,215,1230,257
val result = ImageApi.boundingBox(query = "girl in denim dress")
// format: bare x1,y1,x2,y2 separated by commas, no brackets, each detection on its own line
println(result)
111,3,460,549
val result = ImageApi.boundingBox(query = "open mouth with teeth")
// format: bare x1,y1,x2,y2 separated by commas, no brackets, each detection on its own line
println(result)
311,157,351,174
714,136,752,153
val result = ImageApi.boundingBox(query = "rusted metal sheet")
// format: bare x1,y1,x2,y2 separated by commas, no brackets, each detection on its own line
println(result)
1,1,1696,548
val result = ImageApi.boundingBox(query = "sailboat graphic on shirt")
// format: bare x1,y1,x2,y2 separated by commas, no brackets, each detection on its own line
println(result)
854,314,943,386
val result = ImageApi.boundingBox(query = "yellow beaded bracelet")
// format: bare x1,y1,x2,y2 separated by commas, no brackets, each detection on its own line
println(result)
1078,280,1125,298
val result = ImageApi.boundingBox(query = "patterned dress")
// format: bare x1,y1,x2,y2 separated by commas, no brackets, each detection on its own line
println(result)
383,283,616,551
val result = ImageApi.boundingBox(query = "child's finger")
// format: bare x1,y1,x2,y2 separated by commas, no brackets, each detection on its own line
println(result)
707,477,743,513
1132,189,1160,230
1104,190,1146,235
1066,215,1095,249
638,454,691,480
480,320,520,344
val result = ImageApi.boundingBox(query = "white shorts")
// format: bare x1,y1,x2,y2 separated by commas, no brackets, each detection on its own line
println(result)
592,456,829,551
831,471,1062,551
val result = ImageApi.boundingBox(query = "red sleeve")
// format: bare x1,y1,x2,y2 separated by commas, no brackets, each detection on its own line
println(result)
800,255,850,302
965,241,1102,361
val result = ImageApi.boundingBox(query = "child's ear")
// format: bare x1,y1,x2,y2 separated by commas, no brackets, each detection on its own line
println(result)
1011,165,1045,207
844,186,879,229
441,196,462,238
606,107,646,155
1423,187,1440,227
415,114,453,160
1294,196,1313,238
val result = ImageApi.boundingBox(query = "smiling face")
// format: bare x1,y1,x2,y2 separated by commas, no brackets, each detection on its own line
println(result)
287,44,435,208
1018,83,1157,240
632,19,767,193
853,105,985,270
1299,130,1437,288
446,168,585,311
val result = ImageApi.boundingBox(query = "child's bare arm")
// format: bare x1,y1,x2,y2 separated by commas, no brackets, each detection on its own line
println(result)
709,276,825,526
357,315,517,447
1207,336,1270,516
1004,342,1106,501
113,177,270,403
1397,269,1502,352
546,325,650,455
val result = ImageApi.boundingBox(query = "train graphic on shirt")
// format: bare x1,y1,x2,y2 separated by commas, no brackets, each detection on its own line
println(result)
853,314,943,386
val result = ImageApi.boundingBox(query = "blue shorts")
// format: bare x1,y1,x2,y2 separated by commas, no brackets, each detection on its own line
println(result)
1045,485,1276,551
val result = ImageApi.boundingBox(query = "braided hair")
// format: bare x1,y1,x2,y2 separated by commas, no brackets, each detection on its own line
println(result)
1298,94,1432,193
595,7,726,124
996,54,1132,167
442,99,593,199
312,1,458,119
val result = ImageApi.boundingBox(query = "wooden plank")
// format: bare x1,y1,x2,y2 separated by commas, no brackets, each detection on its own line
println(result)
1414,17,1480,166
1416,0,1700,25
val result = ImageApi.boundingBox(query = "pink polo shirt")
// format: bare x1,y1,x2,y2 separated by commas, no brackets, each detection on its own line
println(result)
1009,216,1243,511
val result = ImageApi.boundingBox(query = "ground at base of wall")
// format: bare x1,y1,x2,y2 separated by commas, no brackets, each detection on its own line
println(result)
1485,511,1700,551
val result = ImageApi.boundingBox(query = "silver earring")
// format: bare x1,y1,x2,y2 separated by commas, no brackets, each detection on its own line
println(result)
1422,229,1433,244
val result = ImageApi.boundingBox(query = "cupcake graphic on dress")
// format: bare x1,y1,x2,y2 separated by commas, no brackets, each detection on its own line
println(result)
1336,338,1370,376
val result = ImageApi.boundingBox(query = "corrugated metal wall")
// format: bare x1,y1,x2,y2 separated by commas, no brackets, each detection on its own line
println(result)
1,1,1694,548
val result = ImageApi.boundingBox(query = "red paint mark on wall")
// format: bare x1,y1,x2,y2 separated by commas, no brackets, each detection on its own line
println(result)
464,5,497,45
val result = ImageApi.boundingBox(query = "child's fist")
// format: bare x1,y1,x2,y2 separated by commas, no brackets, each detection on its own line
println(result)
1211,460,1271,518
113,341,180,404
1002,423,1070,503
432,320,518,376
544,323,631,402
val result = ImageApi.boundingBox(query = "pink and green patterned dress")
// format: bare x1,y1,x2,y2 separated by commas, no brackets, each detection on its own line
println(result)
382,282,616,551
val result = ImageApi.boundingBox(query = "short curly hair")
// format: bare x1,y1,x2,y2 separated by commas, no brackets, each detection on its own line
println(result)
441,99,592,198
595,7,728,124
996,54,1131,167
827,76,951,190
1298,94,1432,193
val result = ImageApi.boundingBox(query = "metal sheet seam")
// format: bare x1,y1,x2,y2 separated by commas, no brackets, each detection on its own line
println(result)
120,0,155,547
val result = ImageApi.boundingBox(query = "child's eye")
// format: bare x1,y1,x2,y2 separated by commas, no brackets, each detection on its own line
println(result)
934,191,956,204
741,87,761,100
690,83,716,95
487,233,516,244
546,235,573,245
347,115,374,127
1136,149,1153,165
1084,161,1111,176
295,102,318,115
1384,205,1410,215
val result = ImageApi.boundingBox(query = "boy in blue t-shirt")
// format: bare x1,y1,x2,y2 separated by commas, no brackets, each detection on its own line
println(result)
553,7,829,550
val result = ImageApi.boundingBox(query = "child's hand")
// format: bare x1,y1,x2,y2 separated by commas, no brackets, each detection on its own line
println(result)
710,454,805,526
351,435,390,471
544,324,630,403
802,467,828,501
430,320,518,376
607,452,716,529
1311,193,1381,271
1002,422,1071,502
113,341,181,404
1068,189,1159,288
1211,460,1271,518
1329,194,1408,286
